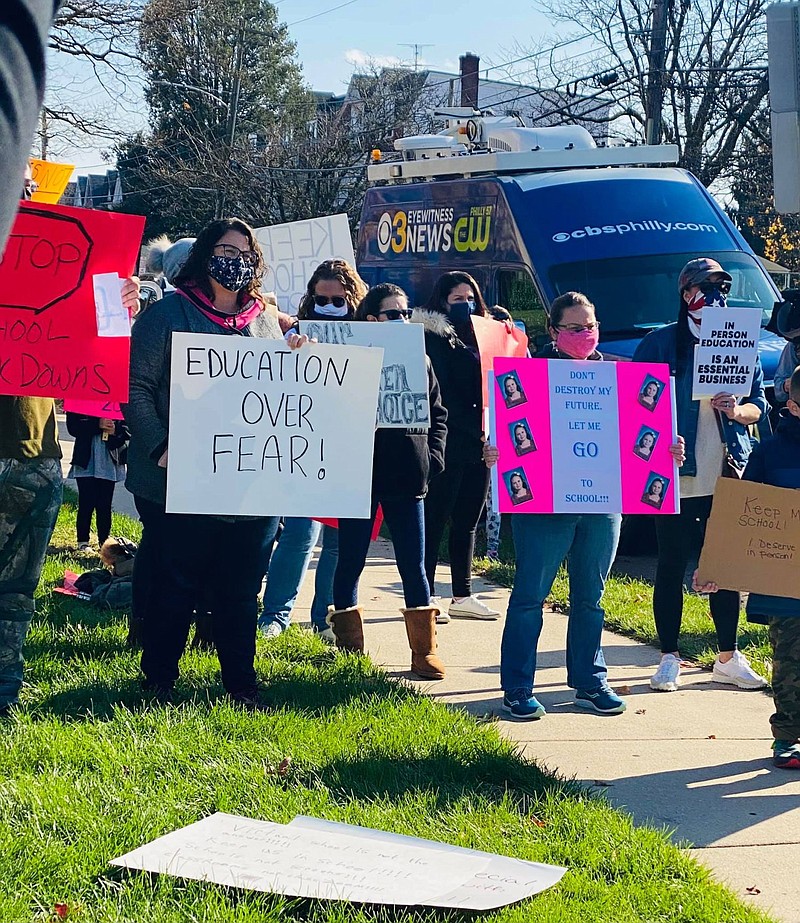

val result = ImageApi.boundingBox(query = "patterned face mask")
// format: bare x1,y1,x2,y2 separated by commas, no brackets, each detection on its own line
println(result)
207,255,255,292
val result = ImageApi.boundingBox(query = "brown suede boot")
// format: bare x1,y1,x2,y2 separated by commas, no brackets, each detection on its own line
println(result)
326,607,365,653
402,607,446,680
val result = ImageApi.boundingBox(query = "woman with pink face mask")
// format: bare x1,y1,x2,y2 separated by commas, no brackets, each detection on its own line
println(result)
484,293,630,719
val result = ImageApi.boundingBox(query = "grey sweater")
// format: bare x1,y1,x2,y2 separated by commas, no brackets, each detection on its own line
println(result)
123,292,283,505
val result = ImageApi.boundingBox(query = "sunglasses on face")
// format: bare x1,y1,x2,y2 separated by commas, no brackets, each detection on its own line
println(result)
313,295,347,308
698,280,732,295
379,309,412,320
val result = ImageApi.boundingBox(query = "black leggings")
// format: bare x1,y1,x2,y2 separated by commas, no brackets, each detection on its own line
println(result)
653,494,740,653
424,458,490,598
76,477,116,545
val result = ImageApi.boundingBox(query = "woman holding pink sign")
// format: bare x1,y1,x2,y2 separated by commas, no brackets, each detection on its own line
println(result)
484,293,686,720
634,258,769,693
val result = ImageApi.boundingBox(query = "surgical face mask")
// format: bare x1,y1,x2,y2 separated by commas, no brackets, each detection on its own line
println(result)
207,255,255,292
311,302,349,318
555,327,600,360
448,299,475,324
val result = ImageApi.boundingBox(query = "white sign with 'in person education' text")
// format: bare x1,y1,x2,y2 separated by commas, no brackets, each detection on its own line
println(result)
299,319,430,428
254,214,355,315
111,812,567,909
691,306,761,400
166,333,382,518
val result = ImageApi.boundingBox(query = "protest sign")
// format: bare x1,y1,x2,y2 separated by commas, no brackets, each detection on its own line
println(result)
63,399,123,421
490,358,679,514
472,315,528,408
299,319,429,427
93,273,130,337
254,215,355,314
112,812,566,909
30,158,74,204
0,202,144,401
697,479,800,598
691,307,760,399
166,334,382,517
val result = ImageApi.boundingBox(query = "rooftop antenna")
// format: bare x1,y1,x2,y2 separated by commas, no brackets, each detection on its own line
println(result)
399,43,435,71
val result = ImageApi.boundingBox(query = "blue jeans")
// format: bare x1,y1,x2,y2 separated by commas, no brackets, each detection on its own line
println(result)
259,519,338,631
334,497,429,610
501,513,621,695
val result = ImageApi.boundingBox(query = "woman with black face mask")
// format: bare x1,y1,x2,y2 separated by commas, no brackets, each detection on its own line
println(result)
634,258,769,694
413,271,500,623
124,218,309,710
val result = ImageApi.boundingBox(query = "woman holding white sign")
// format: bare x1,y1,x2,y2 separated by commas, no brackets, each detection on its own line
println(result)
327,284,449,680
634,258,769,693
125,218,309,710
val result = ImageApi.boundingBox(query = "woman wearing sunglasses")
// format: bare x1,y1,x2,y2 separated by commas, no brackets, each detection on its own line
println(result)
326,284,449,679
258,260,369,642
634,258,769,693
413,271,501,623
125,218,309,709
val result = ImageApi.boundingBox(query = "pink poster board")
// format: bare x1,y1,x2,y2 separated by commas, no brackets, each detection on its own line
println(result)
63,399,124,420
490,358,678,515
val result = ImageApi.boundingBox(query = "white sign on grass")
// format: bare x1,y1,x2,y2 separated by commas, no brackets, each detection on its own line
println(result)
255,214,355,314
691,307,761,399
111,813,566,910
166,333,382,518
299,320,430,428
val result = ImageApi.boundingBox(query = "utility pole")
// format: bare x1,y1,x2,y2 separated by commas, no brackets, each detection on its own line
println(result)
645,0,669,145
216,21,245,219
40,109,48,160
399,43,434,72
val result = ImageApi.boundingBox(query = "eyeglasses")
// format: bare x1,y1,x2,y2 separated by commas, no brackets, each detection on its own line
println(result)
698,280,732,295
314,295,347,308
555,322,600,333
378,309,412,320
213,244,258,265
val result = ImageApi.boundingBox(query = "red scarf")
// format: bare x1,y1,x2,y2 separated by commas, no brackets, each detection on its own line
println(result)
178,283,263,332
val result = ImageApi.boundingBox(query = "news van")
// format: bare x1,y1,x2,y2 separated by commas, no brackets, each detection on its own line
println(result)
356,113,783,384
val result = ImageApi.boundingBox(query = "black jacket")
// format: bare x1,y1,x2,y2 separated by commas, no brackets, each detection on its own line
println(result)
412,309,483,463
66,413,130,470
371,358,448,500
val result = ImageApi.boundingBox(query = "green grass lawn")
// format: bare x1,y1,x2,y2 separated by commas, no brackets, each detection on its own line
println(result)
475,520,772,682
0,497,776,923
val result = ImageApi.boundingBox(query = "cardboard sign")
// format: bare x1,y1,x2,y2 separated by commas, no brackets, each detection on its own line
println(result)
63,399,123,421
490,358,679,514
697,478,800,598
166,334,382,518
30,158,74,204
472,315,528,409
691,307,760,399
0,202,144,401
299,319,429,428
254,215,355,314
111,812,566,909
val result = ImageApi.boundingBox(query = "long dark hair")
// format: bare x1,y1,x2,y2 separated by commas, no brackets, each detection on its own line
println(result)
356,283,407,320
297,259,368,320
423,271,488,317
173,218,265,304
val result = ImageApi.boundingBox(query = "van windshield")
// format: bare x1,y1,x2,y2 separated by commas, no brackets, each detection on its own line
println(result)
548,251,776,336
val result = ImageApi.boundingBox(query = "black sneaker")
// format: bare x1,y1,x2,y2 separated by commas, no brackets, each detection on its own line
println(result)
141,680,174,704
227,686,271,713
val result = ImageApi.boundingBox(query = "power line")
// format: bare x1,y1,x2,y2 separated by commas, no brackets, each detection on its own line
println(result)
287,0,364,26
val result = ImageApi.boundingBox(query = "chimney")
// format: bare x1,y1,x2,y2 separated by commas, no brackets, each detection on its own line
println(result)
459,52,480,109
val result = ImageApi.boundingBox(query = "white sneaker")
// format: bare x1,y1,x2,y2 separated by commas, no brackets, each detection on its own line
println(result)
713,651,768,689
260,622,283,640
650,653,681,691
448,596,500,620
313,626,336,644
430,597,450,624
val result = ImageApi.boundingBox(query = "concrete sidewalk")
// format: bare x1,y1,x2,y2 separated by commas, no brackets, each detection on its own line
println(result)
292,538,799,923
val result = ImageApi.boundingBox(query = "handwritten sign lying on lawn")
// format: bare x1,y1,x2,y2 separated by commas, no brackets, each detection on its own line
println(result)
111,813,566,909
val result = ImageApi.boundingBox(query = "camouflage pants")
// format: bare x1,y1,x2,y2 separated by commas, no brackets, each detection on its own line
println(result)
0,458,63,708
770,617,800,741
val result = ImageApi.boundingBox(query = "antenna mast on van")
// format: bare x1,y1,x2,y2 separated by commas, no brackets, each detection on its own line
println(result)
368,112,679,184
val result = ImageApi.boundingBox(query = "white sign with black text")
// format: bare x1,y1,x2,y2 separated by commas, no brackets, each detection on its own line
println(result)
299,320,430,428
165,333,382,518
691,307,761,400
254,215,355,315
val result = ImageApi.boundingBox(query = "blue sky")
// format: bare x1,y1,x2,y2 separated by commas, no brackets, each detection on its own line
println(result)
53,0,577,174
